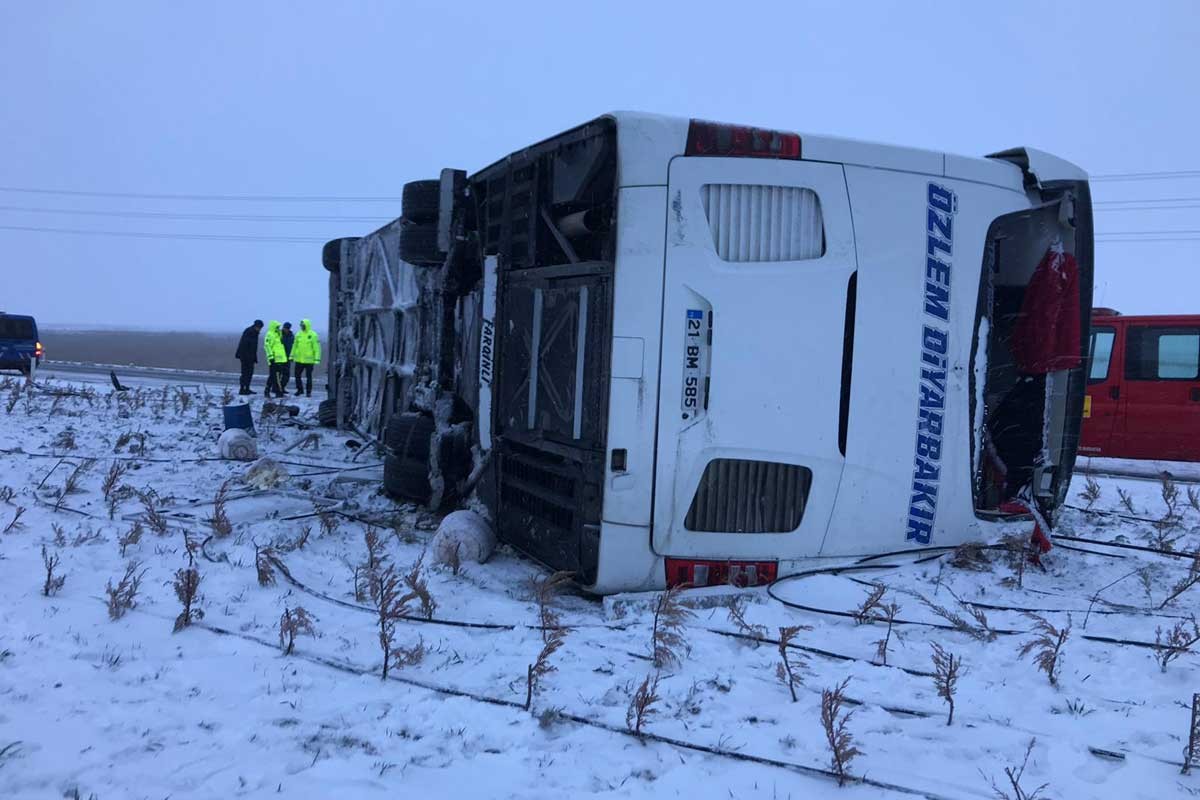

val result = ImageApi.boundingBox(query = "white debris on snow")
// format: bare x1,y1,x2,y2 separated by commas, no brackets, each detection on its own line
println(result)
242,456,288,489
217,427,257,461
431,509,495,565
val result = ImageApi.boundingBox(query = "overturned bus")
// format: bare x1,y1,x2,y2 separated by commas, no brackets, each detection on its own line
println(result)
320,112,1093,593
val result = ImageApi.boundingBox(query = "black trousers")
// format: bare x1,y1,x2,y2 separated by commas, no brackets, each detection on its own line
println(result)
238,358,255,392
294,363,314,395
265,362,287,396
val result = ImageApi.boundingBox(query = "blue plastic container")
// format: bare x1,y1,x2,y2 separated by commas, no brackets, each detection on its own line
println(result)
222,403,256,437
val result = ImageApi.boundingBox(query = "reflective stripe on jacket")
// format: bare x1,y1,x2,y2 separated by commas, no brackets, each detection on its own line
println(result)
292,319,321,365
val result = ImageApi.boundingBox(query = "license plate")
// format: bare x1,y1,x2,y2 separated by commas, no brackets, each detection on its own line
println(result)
681,309,708,419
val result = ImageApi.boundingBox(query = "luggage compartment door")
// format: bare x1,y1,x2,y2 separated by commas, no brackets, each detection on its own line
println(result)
652,157,856,560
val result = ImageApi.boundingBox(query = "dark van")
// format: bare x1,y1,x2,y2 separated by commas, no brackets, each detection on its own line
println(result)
0,313,42,376
1081,308,1200,462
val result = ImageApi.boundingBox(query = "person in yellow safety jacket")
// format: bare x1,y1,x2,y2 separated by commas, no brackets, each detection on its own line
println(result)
291,318,321,397
263,320,287,398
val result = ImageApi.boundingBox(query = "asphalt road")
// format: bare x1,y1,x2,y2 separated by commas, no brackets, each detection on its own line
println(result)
38,361,241,389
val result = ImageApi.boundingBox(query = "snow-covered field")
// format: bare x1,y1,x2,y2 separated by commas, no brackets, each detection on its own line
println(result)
1,376,1199,799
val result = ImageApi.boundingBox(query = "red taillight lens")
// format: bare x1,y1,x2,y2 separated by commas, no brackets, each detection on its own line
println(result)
665,558,779,589
685,119,801,159
35,342,43,358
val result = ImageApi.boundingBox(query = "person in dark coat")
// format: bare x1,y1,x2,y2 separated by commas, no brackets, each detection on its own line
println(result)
280,322,295,395
235,320,264,395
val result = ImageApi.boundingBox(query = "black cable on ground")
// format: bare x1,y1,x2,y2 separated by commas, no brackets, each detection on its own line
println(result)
1053,533,1199,561
184,618,958,800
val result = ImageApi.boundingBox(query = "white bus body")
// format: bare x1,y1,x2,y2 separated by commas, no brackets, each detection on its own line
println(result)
324,112,1093,594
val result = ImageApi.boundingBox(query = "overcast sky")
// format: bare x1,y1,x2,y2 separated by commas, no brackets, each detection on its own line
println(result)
1,1,1197,333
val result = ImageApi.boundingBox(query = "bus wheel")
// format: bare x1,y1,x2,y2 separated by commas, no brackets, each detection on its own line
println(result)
384,454,433,504
399,221,443,267
317,399,337,427
402,180,440,223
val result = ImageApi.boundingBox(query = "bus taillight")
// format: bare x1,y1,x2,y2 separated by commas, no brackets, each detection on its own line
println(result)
685,120,801,159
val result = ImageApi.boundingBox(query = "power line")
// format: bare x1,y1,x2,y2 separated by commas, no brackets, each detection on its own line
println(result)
1091,170,1200,182
1094,196,1200,205
0,204,390,223
0,223,326,243
0,185,405,202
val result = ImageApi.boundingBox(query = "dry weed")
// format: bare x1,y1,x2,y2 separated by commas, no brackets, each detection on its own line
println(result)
775,624,811,702
279,606,317,655
41,546,66,596
1018,614,1070,686
651,585,693,668
106,560,145,620
930,643,962,725
626,672,661,736
820,678,861,787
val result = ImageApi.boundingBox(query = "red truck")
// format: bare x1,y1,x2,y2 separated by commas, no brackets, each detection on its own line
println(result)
1081,309,1200,461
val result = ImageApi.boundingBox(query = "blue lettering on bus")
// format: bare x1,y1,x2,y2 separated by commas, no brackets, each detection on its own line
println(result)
907,182,958,544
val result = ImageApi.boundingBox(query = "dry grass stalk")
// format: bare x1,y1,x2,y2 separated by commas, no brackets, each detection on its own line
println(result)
1001,534,1031,589
625,672,661,736
983,738,1048,800
101,461,128,502
369,565,414,680
852,584,886,625
873,601,903,666
775,624,811,701
930,643,962,725
2,506,25,534
525,624,567,711
949,543,991,572
1184,693,1200,775
206,481,234,538
221,386,234,406
172,561,204,632
651,585,693,668
916,590,997,642
1117,487,1137,516
118,521,143,557
532,571,573,641
1159,553,1200,609
254,544,276,587
0,485,13,503
1080,472,1102,510
727,594,767,640
1187,486,1200,514
1154,616,1200,672
445,541,462,576
55,459,94,512
106,560,145,620
279,606,317,655
1161,474,1181,519
820,678,861,786
400,553,436,620
1018,614,1070,686
138,491,170,535
291,524,311,550
317,506,339,537
51,428,77,451
41,546,65,596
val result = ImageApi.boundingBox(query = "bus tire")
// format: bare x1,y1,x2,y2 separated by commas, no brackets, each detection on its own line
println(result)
399,221,443,267
384,412,435,462
402,180,440,224
384,454,432,504
317,399,337,427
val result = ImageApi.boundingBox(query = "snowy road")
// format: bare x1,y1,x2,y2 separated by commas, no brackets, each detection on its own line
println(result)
1,376,1198,799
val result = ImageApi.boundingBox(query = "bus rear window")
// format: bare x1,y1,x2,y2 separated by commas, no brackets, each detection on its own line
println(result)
0,318,35,339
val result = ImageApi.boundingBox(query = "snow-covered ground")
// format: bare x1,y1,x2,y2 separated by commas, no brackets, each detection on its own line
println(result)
1,376,1198,799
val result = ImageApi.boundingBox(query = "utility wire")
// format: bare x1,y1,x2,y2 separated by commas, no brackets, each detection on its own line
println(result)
0,204,390,223
0,223,326,243
0,185,404,202
1094,196,1200,205
1091,170,1200,182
